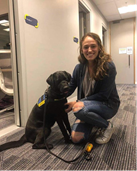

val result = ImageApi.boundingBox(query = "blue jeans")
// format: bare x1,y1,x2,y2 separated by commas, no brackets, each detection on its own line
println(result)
73,100,117,128
71,100,118,142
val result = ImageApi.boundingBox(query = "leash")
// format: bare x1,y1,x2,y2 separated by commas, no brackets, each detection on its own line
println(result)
43,93,95,163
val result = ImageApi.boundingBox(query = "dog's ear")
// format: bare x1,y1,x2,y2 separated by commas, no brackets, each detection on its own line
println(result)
63,71,71,82
46,74,54,85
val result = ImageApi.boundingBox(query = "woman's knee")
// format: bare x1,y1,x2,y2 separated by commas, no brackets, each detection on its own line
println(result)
71,131,84,144
72,101,84,112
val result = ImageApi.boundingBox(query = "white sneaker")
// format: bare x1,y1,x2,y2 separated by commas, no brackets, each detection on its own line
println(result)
95,122,114,144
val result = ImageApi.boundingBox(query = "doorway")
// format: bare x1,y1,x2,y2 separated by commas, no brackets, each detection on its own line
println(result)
0,13,15,131
102,26,107,51
79,0,90,40
0,0,20,135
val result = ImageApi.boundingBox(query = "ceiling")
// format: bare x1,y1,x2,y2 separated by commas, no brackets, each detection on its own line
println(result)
91,0,136,22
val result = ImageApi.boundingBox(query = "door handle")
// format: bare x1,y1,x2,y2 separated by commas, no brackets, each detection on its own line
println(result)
128,55,130,68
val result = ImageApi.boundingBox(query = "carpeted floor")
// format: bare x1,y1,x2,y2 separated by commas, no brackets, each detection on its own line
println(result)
0,110,14,130
0,84,136,170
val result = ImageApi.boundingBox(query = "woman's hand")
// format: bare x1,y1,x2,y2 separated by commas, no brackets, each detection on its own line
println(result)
64,101,77,113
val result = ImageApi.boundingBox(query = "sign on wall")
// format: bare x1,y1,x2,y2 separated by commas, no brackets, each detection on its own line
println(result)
24,14,39,28
119,48,127,54
119,47,133,55
127,47,133,55
73,37,78,43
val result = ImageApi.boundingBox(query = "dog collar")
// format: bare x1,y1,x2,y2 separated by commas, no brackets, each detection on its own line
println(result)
54,97,66,101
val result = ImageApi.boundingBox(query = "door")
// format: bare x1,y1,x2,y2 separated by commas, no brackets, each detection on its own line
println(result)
110,18,135,84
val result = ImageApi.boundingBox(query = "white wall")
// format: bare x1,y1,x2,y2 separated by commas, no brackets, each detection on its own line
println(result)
11,0,110,126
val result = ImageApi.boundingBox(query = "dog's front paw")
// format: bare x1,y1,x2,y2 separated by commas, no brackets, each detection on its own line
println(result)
32,143,53,149
65,138,72,144
32,144,39,149
46,143,53,149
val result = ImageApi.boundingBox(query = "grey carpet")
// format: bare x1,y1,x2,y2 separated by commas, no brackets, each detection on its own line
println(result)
0,84,136,170
0,111,14,130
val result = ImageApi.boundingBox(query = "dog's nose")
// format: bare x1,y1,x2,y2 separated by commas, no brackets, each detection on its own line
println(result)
63,86,69,91
58,81,69,94
60,85,69,93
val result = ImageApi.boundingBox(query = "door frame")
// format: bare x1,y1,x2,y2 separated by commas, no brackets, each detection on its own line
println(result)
8,0,21,126
133,18,135,84
79,0,90,40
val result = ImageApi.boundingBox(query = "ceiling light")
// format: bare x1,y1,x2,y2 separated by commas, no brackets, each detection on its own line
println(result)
118,5,137,14
0,20,9,24
3,28,10,32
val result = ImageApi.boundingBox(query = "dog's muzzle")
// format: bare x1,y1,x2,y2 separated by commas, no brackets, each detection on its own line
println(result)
61,86,69,93
58,81,69,94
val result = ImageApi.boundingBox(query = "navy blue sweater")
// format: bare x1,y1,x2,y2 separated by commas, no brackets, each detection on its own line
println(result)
68,61,120,111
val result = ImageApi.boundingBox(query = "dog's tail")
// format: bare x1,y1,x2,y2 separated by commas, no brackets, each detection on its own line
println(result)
0,134,27,152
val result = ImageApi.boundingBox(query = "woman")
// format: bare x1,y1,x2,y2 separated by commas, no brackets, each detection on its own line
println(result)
65,32,120,144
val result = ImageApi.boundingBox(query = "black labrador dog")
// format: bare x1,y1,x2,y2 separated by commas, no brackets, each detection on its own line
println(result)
0,71,71,151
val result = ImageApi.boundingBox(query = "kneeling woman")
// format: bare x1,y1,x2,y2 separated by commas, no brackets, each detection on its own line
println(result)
65,32,120,144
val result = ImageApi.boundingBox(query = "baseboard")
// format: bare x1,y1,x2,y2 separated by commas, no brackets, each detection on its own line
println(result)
0,124,20,138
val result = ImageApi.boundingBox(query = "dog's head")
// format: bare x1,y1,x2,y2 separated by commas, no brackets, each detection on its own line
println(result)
46,71,71,95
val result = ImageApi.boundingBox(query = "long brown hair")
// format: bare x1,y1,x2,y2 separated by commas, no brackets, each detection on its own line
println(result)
78,32,112,80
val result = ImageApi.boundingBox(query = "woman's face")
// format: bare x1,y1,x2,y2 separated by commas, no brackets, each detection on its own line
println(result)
81,36,100,63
